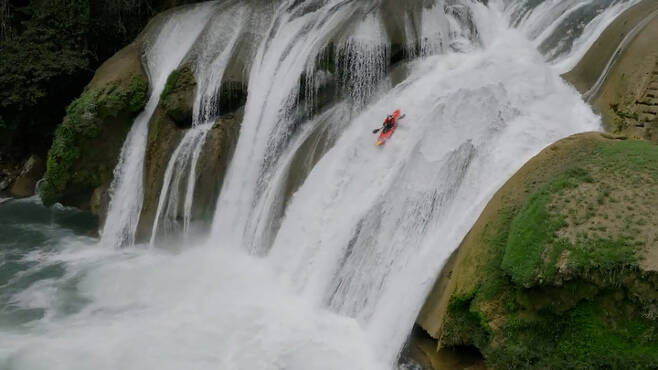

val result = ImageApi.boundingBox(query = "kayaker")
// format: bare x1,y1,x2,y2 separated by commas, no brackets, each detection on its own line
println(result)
382,114,395,133
379,114,397,134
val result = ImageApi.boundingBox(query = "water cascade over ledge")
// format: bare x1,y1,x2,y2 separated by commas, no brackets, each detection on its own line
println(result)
0,0,644,369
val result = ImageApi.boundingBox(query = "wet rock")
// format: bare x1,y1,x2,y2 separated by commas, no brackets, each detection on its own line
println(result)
135,107,186,242
10,155,45,198
191,110,243,224
160,66,197,128
40,41,149,213
0,177,10,191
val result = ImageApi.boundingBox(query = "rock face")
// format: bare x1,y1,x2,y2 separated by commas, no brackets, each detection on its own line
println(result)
592,15,658,143
136,65,243,242
417,133,658,369
563,0,658,142
9,155,45,198
39,41,148,211
160,66,197,128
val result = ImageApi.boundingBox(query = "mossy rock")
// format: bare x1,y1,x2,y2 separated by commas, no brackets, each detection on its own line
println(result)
136,108,243,243
418,133,658,370
160,66,197,127
40,42,148,211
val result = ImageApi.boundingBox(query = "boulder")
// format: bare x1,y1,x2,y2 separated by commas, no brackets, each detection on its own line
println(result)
160,66,197,128
10,155,45,198
40,41,148,212
417,133,658,369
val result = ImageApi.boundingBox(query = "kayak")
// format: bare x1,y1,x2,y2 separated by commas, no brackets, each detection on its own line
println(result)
376,109,401,146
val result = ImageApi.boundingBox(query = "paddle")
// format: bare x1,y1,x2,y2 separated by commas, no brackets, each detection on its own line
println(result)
372,114,406,134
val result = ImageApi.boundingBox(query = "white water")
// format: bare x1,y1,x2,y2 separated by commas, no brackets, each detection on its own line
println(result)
2,0,632,368
507,0,643,73
150,2,252,244
101,4,214,248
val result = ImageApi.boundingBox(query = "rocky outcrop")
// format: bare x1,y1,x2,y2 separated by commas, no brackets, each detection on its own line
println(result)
160,66,197,127
136,65,243,241
417,133,658,369
39,41,148,211
563,0,658,142
9,155,45,198
191,111,242,223
592,15,658,142
136,102,186,241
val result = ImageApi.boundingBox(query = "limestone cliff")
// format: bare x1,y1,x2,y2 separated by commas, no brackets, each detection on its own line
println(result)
417,133,658,369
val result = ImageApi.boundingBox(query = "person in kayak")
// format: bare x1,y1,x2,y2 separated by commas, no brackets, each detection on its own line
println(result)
382,114,396,133
372,111,404,135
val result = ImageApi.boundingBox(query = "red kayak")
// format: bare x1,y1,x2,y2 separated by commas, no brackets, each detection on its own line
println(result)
376,109,401,146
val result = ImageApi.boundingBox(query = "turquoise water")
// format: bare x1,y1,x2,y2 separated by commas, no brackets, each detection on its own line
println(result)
0,198,97,329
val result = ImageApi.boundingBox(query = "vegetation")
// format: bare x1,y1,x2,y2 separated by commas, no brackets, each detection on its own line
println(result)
438,136,658,369
40,76,148,205
0,0,199,163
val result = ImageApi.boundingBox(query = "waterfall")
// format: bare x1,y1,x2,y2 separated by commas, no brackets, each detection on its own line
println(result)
100,4,215,248
506,0,642,72
2,1,647,369
149,2,255,244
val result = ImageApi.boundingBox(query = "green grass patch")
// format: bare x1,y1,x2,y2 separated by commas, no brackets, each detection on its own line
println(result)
500,169,586,287
596,140,658,179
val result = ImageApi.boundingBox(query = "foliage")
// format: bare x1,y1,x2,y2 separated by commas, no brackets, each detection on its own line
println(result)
0,0,91,158
0,0,199,161
40,76,148,205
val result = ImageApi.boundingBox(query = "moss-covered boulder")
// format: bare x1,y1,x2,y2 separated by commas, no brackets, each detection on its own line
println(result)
160,66,197,128
40,42,148,211
418,133,658,369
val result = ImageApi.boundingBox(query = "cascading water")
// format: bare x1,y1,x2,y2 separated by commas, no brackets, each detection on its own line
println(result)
0,0,645,369
100,4,215,248
507,0,642,72
149,2,255,244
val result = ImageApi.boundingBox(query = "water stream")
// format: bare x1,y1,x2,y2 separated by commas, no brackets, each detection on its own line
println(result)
0,0,642,368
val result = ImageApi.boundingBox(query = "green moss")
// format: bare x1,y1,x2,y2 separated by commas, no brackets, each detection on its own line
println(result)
596,140,658,179
40,75,148,205
500,170,588,287
160,68,182,101
443,293,490,349
438,138,658,369
556,302,658,369
159,67,196,126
